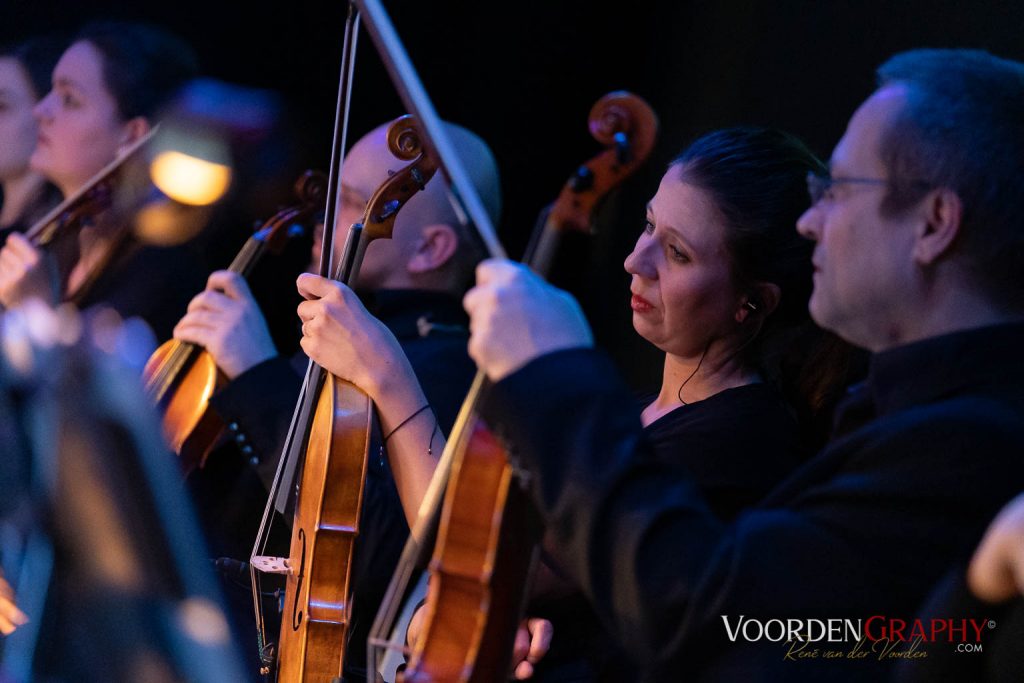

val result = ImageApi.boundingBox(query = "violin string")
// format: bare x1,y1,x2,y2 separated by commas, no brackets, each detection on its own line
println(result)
151,343,193,404
148,346,182,403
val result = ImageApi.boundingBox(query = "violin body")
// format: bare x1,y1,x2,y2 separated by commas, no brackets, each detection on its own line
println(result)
277,373,373,683
402,420,539,683
142,340,225,474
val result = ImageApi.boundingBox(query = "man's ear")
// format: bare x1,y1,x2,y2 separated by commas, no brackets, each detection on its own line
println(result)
735,282,781,324
407,224,459,274
118,116,151,154
913,187,963,266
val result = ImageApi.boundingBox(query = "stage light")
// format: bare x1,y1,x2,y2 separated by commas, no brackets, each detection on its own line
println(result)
150,149,232,206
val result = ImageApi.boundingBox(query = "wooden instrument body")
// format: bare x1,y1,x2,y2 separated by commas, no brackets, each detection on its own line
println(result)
402,420,538,683
143,340,225,474
277,374,373,683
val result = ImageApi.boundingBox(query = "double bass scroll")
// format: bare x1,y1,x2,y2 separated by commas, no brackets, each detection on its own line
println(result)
526,91,659,273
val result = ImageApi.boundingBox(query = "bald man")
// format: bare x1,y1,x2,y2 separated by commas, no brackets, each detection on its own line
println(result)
174,120,501,683
176,120,498,387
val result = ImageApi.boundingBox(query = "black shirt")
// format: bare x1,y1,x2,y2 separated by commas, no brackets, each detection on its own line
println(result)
483,323,1024,682
533,382,806,681
77,238,206,344
642,382,804,519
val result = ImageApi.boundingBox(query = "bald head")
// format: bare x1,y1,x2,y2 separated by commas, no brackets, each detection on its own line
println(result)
314,119,501,293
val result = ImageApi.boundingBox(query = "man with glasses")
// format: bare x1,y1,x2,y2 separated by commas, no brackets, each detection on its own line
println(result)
460,48,1024,680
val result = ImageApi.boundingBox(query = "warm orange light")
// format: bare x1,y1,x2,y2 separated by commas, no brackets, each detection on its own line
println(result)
150,150,231,206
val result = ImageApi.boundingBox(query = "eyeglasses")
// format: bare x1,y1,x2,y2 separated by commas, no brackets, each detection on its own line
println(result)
806,171,932,206
806,172,889,205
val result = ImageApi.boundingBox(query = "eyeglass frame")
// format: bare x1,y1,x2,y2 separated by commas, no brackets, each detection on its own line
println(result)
806,171,933,206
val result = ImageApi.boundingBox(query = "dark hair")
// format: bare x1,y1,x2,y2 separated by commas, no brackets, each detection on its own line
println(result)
876,49,1024,312
0,34,67,99
674,127,854,447
75,21,199,121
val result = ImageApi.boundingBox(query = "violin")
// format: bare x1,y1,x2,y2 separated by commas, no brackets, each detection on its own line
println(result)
142,171,327,474
24,130,157,248
250,2,510,678
250,115,439,683
21,129,158,303
379,92,658,682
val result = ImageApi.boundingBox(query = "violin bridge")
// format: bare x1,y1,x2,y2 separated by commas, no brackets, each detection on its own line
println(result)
250,555,291,575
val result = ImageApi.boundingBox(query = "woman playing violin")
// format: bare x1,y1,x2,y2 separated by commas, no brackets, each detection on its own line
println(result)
0,21,203,341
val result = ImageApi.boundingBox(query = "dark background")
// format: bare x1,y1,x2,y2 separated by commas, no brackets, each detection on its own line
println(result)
6,0,1024,386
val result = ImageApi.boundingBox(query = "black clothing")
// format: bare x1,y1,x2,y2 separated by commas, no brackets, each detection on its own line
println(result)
0,215,203,344
482,323,1024,682
76,237,206,343
189,289,476,683
533,382,807,681
895,564,1024,683
641,382,805,519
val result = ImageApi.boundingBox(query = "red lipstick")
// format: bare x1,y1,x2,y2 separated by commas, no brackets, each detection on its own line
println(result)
631,294,653,313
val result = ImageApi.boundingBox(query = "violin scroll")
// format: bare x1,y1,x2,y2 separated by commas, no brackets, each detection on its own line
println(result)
387,114,427,161
257,170,328,255
294,169,329,206
361,116,440,242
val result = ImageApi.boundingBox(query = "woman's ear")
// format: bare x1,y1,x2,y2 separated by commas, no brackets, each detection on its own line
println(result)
736,282,781,323
118,116,151,154
407,224,459,275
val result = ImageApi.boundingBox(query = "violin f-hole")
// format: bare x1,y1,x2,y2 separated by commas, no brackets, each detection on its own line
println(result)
291,528,307,631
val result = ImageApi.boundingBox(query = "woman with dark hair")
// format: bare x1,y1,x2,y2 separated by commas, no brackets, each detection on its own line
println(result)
0,21,204,341
0,35,65,239
617,127,850,516
291,126,851,679
521,128,853,680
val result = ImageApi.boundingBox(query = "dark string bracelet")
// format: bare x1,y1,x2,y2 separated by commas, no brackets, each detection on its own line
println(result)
379,413,438,469
384,403,431,442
